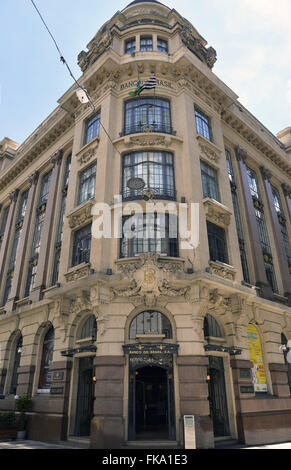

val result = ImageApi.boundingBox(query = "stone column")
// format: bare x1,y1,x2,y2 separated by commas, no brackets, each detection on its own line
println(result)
234,146,273,299
30,150,63,303
177,356,213,449
0,189,19,283
230,359,255,443
5,172,39,312
260,167,291,305
90,356,125,449
282,184,291,224
17,366,35,396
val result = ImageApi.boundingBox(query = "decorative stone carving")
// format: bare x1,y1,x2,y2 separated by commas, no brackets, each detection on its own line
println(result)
71,291,91,314
260,166,272,182
181,20,217,69
111,279,141,299
78,25,113,72
158,279,190,297
197,135,221,163
209,261,236,281
67,200,94,230
65,264,90,283
76,138,99,166
203,198,232,227
124,134,172,148
113,254,187,306
9,189,19,202
51,149,63,167
234,145,248,163
282,183,291,198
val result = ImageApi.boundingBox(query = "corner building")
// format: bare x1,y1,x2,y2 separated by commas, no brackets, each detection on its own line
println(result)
0,0,291,448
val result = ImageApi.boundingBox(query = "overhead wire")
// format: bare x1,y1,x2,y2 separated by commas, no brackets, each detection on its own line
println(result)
29,0,122,157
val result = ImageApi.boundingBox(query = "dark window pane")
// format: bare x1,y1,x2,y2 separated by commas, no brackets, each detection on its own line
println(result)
204,314,222,338
129,311,172,339
85,112,100,145
38,327,54,390
157,38,168,52
122,151,175,200
10,336,23,395
140,36,153,51
195,108,212,141
200,161,220,201
72,224,92,267
121,213,178,258
78,163,97,205
125,38,136,54
124,97,172,135
81,315,97,339
207,221,228,264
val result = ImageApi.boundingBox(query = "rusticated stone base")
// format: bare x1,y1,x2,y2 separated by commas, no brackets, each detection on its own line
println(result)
90,356,125,449
27,412,67,442
177,356,214,449
239,410,291,445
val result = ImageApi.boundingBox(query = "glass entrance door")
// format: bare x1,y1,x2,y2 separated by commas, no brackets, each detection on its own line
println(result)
207,356,230,437
75,357,95,437
128,358,176,441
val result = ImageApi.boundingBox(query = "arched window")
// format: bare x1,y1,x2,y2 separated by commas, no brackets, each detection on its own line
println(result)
281,334,291,392
80,315,97,340
247,324,268,393
129,311,172,339
38,327,55,391
204,314,222,339
10,335,22,395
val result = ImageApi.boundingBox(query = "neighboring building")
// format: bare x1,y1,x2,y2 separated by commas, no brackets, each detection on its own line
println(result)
0,0,291,449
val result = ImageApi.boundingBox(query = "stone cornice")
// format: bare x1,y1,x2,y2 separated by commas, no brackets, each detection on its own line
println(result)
203,198,232,228
0,110,74,192
222,108,291,178
67,199,95,230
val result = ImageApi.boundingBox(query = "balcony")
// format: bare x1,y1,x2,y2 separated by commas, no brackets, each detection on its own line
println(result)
120,123,176,137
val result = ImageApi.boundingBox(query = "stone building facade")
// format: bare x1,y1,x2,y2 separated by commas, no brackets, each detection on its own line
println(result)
0,0,291,449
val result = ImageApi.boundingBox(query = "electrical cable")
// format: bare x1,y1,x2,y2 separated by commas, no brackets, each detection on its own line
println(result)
29,0,122,157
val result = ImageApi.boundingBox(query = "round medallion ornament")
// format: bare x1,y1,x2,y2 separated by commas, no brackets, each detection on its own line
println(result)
127,177,146,191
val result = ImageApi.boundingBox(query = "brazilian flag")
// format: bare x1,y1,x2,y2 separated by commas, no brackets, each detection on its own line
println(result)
129,72,141,97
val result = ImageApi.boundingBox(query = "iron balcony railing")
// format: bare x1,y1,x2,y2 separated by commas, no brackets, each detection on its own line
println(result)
120,123,176,137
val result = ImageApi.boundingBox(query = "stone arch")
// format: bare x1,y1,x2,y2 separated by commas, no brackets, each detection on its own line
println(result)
67,309,96,348
125,304,177,342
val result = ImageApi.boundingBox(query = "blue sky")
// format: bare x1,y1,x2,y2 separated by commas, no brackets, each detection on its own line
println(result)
1,0,291,145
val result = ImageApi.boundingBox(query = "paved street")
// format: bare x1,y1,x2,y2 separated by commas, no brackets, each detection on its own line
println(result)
0,440,291,450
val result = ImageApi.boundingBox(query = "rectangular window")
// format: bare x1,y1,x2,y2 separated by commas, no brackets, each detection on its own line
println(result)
120,213,178,259
51,154,72,286
124,97,172,135
78,163,97,205
0,206,10,252
272,185,291,269
225,149,250,283
157,37,168,53
247,168,278,293
84,111,100,145
72,224,92,267
207,221,229,264
123,151,175,201
195,108,212,141
140,36,153,52
125,38,136,54
200,161,220,201
25,172,52,297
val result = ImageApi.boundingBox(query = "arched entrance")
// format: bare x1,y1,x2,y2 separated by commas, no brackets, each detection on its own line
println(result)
128,358,176,442
135,366,168,439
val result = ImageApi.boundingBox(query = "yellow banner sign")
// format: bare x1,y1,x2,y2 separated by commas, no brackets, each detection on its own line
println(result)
247,324,268,393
